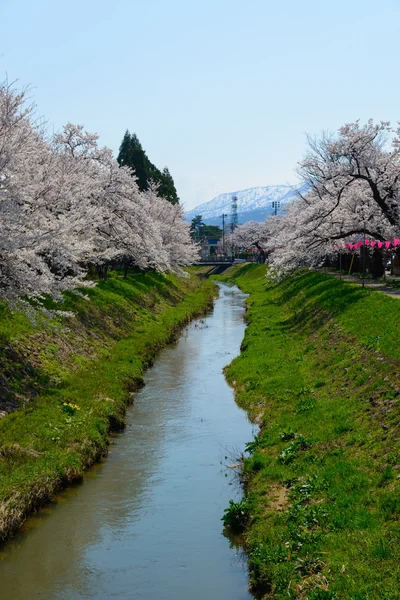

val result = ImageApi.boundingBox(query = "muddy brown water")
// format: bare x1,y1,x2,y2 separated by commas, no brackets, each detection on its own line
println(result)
0,283,256,600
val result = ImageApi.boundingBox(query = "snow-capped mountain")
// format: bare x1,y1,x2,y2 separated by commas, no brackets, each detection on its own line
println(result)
185,185,305,226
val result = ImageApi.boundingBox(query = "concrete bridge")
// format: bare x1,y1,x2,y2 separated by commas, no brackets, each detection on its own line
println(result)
196,256,241,274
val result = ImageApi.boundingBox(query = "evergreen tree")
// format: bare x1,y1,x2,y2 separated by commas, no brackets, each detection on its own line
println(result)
157,167,179,205
190,215,204,240
117,131,179,203
190,215,222,241
202,224,222,239
117,130,131,166
117,131,149,192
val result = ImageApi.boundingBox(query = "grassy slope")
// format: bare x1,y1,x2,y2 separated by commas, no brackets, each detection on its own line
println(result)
216,264,400,600
0,268,215,542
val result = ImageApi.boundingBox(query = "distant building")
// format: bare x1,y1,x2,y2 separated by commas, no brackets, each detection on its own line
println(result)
201,238,221,258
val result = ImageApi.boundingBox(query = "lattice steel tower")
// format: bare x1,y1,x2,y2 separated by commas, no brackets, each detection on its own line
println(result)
230,195,238,233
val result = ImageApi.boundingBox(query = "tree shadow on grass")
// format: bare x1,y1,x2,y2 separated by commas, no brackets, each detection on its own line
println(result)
277,271,369,335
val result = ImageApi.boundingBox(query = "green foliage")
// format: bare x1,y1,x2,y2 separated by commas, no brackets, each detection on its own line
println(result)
309,590,336,600
245,434,268,454
215,265,400,598
117,130,179,203
295,396,317,413
380,492,400,520
280,429,295,441
222,497,251,532
61,402,80,416
278,436,310,464
156,166,179,205
370,538,392,560
190,215,222,241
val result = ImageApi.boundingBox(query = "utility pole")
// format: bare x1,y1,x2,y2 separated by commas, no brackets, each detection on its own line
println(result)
221,213,227,257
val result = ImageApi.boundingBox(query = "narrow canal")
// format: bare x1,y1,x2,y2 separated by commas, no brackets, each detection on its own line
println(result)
0,283,255,600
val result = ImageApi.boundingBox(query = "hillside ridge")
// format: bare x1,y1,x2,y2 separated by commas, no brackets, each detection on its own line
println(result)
185,184,305,225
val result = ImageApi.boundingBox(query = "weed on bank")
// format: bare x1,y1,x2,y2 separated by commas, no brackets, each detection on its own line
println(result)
217,265,400,600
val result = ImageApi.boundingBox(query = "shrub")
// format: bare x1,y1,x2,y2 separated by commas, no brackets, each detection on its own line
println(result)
61,402,80,416
222,497,251,532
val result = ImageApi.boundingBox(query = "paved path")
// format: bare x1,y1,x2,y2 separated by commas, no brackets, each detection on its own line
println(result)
323,270,400,299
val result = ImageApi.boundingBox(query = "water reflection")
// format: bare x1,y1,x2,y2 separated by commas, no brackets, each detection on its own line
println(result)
0,283,255,600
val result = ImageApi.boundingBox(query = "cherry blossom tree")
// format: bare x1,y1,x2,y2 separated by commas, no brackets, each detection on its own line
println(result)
0,82,199,302
228,220,270,251
267,120,400,275
143,184,199,272
0,82,84,300
52,124,167,273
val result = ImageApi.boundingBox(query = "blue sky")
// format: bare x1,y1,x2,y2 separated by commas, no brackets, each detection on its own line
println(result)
1,0,400,210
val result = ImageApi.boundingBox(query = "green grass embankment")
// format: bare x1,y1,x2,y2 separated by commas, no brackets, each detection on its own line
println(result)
216,264,400,600
0,268,215,542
